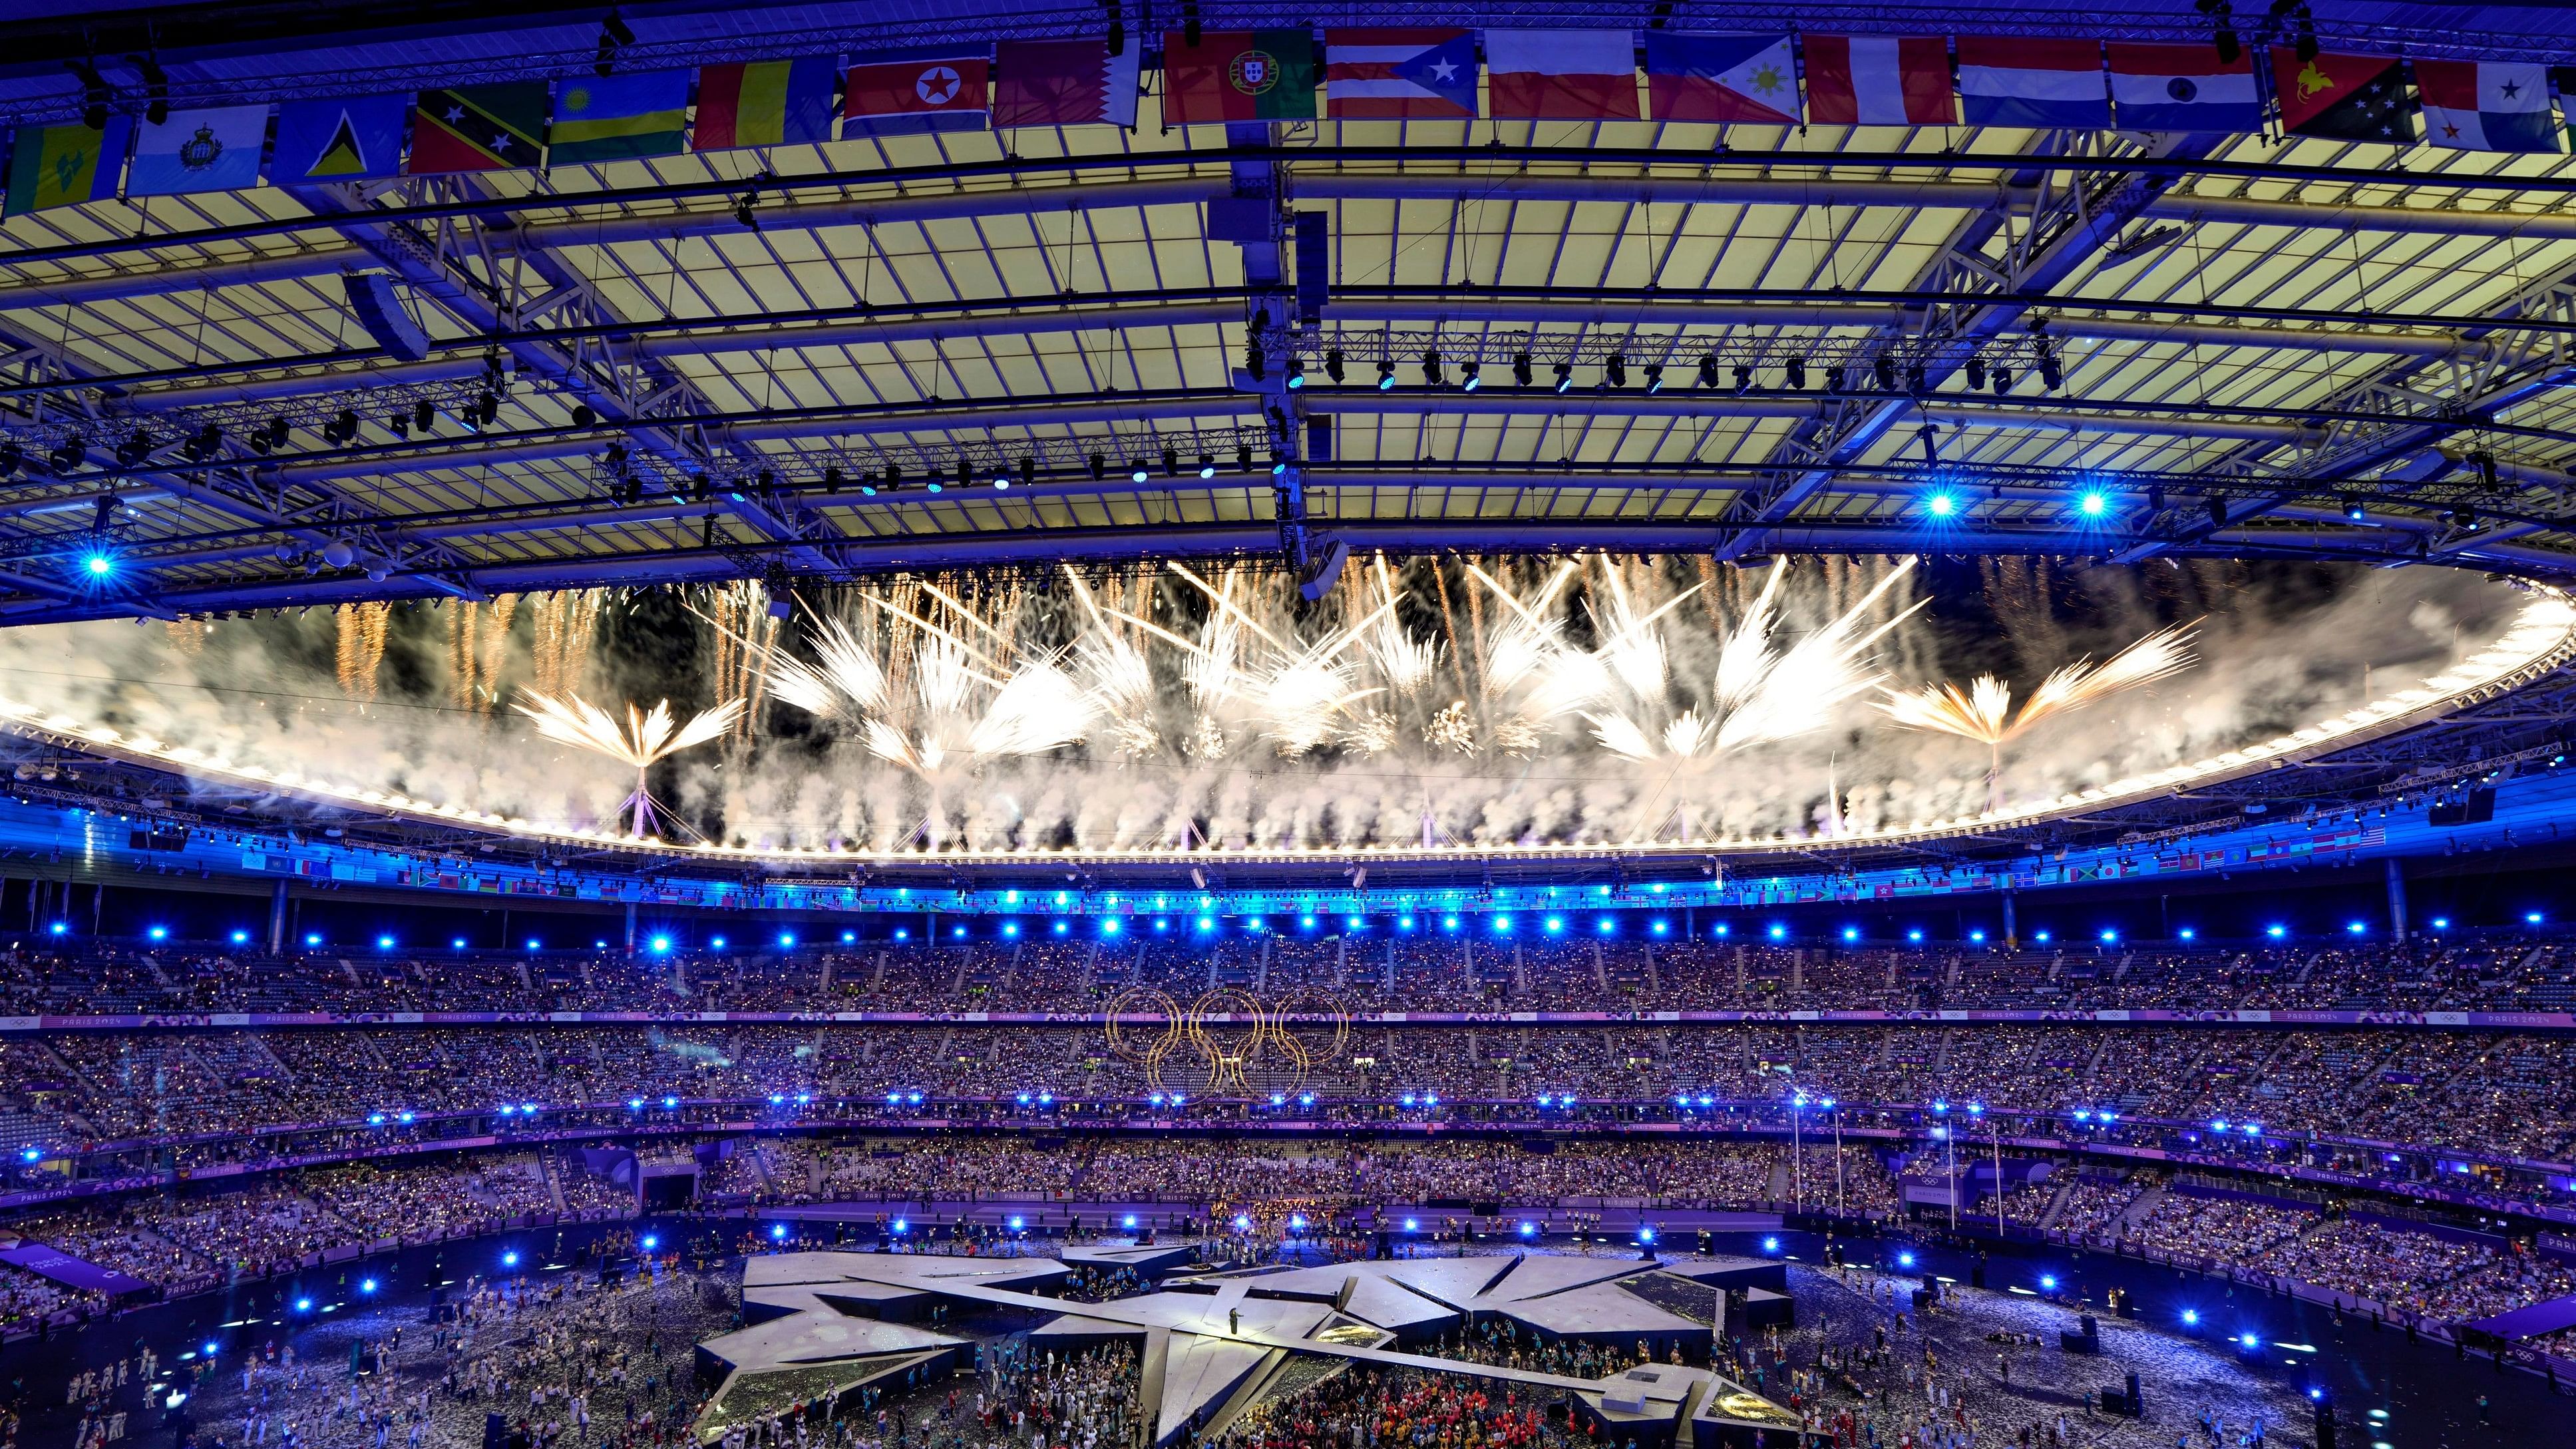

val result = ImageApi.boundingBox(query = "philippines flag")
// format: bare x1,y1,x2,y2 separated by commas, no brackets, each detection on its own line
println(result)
1803,36,1954,126
2106,43,2261,134
1483,29,1639,120
1324,29,1478,118
2415,61,2560,153
1642,33,1799,125
1956,36,2111,129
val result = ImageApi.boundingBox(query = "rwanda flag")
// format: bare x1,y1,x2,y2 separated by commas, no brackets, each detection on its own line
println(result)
552,69,691,164
408,81,550,174
274,95,409,181
4,116,131,216
693,57,836,151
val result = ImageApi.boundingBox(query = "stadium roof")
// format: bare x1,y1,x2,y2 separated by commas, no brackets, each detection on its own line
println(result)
4,1,2576,624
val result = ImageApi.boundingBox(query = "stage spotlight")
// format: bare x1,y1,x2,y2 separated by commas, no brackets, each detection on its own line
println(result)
2078,490,2109,517
1460,360,1481,391
1643,363,1664,393
1284,355,1304,389
1243,340,1265,381
1161,447,1179,477
1197,454,1216,479
1552,361,1573,393
1926,492,1957,518
1733,363,1753,393
1784,356,1807,389
1513,352,1534,387
1324,348,1345,383
1376,359,1397,391
1420,350,1443,387
1698,355,1721,389
1875,355,1899,391
1604,353,1628,388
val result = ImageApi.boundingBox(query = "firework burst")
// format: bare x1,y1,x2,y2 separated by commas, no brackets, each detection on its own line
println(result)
1878,623,2198,806
513,690,744,837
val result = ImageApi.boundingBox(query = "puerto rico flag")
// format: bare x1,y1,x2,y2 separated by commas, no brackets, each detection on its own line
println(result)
2414,61,2559,152
2106,43,2261,133
1956,37,2110,129
1642,33,1799,124
1803,35,1954,126
1324,29,1478,118
844,50,992,136
1483,29,1639,120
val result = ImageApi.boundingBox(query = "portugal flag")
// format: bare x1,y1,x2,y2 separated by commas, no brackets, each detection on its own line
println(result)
1163,29,1319,124
2271,49,2417,142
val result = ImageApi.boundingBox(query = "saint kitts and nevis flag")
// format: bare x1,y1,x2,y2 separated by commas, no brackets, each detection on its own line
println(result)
408,81,550,173
1163,29,1319,124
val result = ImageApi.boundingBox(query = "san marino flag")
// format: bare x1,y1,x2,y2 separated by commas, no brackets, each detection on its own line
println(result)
128,104,270,196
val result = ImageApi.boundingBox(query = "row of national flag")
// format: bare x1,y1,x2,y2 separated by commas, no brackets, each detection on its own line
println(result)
8,30,2573,216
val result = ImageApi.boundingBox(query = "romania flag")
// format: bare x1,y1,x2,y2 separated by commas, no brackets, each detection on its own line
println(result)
693,56,836,151
4,117,131,216
552,69,691,165
407,82,550,174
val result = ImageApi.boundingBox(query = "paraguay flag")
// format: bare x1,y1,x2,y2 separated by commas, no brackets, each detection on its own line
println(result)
1324,29,1478,119
1642,33,1799,124
1956,36,2111,129
2106,43,2261,134
2415,61,2559,153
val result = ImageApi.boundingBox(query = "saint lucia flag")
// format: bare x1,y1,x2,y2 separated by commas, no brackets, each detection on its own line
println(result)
2415,61,2559,153
3,117,130,216
274,95,409,181
129,104,269,196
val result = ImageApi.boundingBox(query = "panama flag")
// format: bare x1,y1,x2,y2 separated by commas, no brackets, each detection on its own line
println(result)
1642,33,1799,124
1324,29,1478,119
2415,61,2559,153
1803,36,1954,126
1956,37,2110,128
1483,29,1639,120
2106,43,2261,133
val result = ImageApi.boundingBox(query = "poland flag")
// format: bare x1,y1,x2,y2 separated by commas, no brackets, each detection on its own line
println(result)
1484,29,1639,120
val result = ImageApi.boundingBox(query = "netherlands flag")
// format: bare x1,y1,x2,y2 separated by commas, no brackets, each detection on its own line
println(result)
2106,43,2261,134
1803,35,1954,126
1956,36,2111,130
2415,61,2560,153
1483,29,1639,120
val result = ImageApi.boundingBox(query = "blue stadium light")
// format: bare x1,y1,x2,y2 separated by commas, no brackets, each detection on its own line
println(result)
663,1096,679,1108
711,935,727,948
146,925,168,942
1968,929,1986,943
2528,911,2546,925
1425,1093,1438,1106
800,1092,814,1105
779,932,796,947
1967,1101,1984,1116
83,550,114,578
1232,1213,1250,1231
376,934,395,949
2078,490,2109,517
2099,928,2117,943
1347,915,1364,931
776,1094,791,1106
1761,1235,1780,1253
2266,924,2287,939
628,1098,644,1110
2039,1275,2058,1291
295,1297,313,1312
1543,915,1564,934
2034,929,2052,943
202,1342,218,1356
359,1277,377,1294
1300,915,1317,931
1596,917,1614,935
1697,1094,1713,1107
1399,915,1416,931
1906,929,1923,942
1519,1221,1537,1238
2431,917,2450,931
1650,919,1668,935
893,928,910,941
2073,1109,2091,1122
771,1223,788,1240
1442,915,1461,932
1053,921,1069,936
2347,921,2366,935
1932,1101,1949,1114
2212,1118,2229,1132
1925,491,1957,518
1493,915,1513,934
1122,1214,1139,1229
842,931,856,943
19,1147,39,1162
952,925,966,938
2178,927,2196,941
1298,1092,1315,1106
1841,926,1859,942
1768,923,1786,940
1195,915,1215,932
1897,1251,1916,1268
649,935,671,953
368,1112,386,1126
230,930,250,945
524,937,540,951
892,1218,909,1233
1403,1218,1419,1231
2181,1309,2199,1326
2239,1333,2260,1349
1401,1093,1417,1107
397,1111,414,1124
642,1235,657,1250
999,921,1021,939
1638,1227,1656,1244
908,1091,924,1105
1289,1213,1306,1229
1713,922,1730,936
